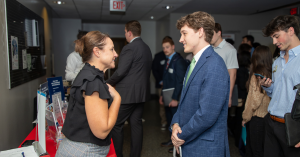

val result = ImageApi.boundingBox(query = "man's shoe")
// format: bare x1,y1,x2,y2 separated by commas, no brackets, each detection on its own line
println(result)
168,148,173,153
161,140,173,147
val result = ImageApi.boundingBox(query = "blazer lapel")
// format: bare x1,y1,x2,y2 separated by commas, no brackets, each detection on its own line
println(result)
181,47,214,101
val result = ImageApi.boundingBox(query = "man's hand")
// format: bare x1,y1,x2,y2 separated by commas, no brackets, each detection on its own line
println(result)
257,77,272,88
171,124,185,147
159,96,164,105
169,100,178,107
295,142,300,148
228,97,232,108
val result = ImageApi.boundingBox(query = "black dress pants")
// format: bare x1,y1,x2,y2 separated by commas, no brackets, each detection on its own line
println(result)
111,103,144,157
264,113,300,157
245,116,265,157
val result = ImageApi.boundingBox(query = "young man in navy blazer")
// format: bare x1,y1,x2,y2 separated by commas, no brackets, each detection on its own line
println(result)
170,11,230,157
159,37,188,152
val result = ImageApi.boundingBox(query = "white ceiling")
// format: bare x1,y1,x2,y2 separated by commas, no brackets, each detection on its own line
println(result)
17,0,300,23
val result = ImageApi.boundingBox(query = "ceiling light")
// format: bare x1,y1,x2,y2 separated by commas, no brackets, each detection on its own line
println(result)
163,6,173,9
150,16,154,19
53,1,65,5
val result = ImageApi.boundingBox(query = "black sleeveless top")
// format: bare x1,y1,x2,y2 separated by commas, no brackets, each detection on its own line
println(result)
62,63,113,146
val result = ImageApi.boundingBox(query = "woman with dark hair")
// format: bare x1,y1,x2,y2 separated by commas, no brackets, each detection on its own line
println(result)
56,31,121,157
242,46,272,157
234,51,251,148
238,44,252,54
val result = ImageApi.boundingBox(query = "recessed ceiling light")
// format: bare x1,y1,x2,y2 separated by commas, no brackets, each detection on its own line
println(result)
53,1,65,5
163,6,173,9
150,16,154,19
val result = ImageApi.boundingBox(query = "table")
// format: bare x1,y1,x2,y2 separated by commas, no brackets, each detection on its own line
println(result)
19,127,117,157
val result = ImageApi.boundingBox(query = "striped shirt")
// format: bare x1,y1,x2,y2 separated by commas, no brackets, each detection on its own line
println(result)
263,45,300,118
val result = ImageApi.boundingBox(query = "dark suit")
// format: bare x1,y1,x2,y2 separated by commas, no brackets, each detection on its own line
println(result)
106,37,152,157
162,53,188,127
152,51,166,88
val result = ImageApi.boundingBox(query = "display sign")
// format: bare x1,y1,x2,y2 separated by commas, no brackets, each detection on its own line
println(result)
110,0,126,12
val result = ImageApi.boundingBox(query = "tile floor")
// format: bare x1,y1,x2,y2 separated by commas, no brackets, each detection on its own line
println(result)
121,99,242,157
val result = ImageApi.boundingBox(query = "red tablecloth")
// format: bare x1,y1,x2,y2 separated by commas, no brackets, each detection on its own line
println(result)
19,127,116,157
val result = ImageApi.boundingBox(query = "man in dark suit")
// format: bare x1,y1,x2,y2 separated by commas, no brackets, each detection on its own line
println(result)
159,37,188,153
152,50,168,130
170,11,230,157
106,20,152,157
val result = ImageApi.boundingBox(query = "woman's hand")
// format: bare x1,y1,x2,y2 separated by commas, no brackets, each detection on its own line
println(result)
107,84,120,99
242,120,247,127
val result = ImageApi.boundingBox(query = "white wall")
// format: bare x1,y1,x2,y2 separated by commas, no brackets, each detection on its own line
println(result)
52,18,82,79
156,15,170,53
139,21,156,94
83,23,125,38
0,0,54,151
169,9,289,56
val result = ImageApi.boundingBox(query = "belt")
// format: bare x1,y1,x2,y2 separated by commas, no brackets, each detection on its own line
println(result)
270,114,285,123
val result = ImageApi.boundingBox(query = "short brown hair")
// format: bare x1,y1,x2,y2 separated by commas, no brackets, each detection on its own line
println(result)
214,23,222,36
263,15,300,37
125,20,141,36
176,11,215,43
75,31,109,62
162,37,174,45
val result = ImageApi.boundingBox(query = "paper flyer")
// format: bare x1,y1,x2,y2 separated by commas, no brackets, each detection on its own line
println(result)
27,54,31,72
11,36,19,70
37,90,46,152
22,49,27,69
47,76,64,103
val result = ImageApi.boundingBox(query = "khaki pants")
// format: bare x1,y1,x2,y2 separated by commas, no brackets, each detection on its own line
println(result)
158,89,167,125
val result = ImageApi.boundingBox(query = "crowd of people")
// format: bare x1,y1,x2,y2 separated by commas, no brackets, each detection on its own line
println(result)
59,11,300,157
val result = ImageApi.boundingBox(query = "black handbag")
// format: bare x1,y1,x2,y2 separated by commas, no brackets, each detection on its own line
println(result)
291,83,300,121
284,113,300,147
284,83,300,147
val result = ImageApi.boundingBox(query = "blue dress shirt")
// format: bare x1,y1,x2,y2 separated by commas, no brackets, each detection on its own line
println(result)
263,45,300,118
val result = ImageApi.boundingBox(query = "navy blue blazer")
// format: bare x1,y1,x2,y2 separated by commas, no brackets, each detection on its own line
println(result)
152,51,166,88
162,53,188,101
170,46,230,157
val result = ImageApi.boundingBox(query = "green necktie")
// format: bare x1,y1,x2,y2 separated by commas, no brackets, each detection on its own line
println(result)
185,58,196,86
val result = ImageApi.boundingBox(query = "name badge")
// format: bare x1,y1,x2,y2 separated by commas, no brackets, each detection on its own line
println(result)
160,60,165,65
169,68,174,73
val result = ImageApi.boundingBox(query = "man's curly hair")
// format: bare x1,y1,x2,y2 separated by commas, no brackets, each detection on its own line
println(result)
176,11,215,43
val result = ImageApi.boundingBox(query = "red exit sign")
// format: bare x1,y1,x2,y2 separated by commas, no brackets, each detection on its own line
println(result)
113,1,125,9
290,7,299,15
110,0,126,12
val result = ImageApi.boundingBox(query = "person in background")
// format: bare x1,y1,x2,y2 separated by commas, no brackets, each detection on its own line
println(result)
225,38,235,46
152,36,171,131
211,23,239,108
234,51,251,148
242,46,272,157
241,35,255,57
65,30,88,82
159,37,188,153
252,42,261,49
260,15,300,157
106,20,152,157
171,11,230,157
57,31,121,157
237,44,252,55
